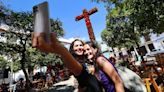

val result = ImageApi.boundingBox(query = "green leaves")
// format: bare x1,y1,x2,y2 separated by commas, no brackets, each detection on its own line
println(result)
94,0,164,49
50,19,64,37
129,0,164,34
0,55,7,69
103,3,140,49
0,3,65,72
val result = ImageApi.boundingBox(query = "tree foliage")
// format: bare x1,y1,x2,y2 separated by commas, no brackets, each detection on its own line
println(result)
0,55,8,69
93,0,164,49
101,1,140,48
27,47,63,68
128,0,164,34
0,2,65,88
0,2,65,73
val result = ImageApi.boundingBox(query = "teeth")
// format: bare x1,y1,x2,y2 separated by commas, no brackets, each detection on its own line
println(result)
78,51,81,52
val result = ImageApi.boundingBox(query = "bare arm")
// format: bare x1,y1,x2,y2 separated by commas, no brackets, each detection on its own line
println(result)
32,33,82,76
54,43,82,76
96,57,124,92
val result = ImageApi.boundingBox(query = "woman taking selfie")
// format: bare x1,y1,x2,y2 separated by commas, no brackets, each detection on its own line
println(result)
32,33,102,92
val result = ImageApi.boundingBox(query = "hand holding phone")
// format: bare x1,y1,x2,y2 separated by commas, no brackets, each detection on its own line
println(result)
33,1,51,43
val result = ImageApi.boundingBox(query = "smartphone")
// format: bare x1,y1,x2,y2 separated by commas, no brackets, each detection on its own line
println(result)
33,1,51,42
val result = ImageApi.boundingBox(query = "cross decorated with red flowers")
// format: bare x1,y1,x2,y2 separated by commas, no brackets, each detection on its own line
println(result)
75,7,98,43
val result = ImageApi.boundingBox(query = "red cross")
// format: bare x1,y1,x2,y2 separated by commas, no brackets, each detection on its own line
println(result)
75,7,98,42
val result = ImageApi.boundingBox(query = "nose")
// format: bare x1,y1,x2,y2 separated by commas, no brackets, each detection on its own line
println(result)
79,48,83,51
79,46,83,50
84,50,89,55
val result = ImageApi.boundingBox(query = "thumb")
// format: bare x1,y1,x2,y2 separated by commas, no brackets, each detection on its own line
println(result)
38,33,46,47
32,32,38,48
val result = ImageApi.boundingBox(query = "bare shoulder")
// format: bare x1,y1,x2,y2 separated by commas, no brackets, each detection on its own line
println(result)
96,56,108,67
96,56,107,62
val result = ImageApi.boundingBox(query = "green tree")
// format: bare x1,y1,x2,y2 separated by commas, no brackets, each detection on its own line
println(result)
0,55,8,69
27,47,63,70
101,1,140,49
128,0,164,34
0,1,65,89
93,0,164,35
91,0,164,59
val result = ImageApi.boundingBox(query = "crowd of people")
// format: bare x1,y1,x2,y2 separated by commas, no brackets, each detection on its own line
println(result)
0,83,8,92
0,63,70,92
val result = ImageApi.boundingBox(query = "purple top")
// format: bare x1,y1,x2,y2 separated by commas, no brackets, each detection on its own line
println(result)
97,56,118,92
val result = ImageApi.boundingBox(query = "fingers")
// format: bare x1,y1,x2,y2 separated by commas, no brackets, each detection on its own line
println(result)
32,32,45,48
51,32,57,42
38,33,46,48
32,32,46,49
32,32,38,48
37,33,50,52
32,32,55,53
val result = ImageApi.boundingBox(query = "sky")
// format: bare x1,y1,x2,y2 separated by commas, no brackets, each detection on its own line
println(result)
2,0,107,41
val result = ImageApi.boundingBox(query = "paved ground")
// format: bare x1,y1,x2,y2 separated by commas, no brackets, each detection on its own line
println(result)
47,75,78,92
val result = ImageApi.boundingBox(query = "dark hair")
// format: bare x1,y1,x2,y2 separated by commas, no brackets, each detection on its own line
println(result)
85,41,102,56
69,39,85,57
69,39,87,65
109,57,116,65
69,39,84,55
85,41,98,49
85,41,101,78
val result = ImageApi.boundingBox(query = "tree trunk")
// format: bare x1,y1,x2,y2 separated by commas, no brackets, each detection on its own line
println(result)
21,51,31,92
20,38,31,92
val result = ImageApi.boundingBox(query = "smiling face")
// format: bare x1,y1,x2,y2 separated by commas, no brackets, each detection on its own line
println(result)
73,40,84,56
83,44,94,60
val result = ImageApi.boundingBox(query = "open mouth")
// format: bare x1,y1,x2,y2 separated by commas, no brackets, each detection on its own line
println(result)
75,49,83,53
78,51,83,53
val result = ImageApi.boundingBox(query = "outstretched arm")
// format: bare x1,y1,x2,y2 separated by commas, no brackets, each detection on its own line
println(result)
96,56,124,92
32,32,82,76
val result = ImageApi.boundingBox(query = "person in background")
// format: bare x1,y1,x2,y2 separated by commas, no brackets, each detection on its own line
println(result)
109,57,116,65
83,41,124,92
16,78,25,92
0,85,2,92
1,83,8,92
32,32,102,92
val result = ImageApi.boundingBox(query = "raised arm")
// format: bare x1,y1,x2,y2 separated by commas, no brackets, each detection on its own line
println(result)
32,33,82,76
96,56,124,92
